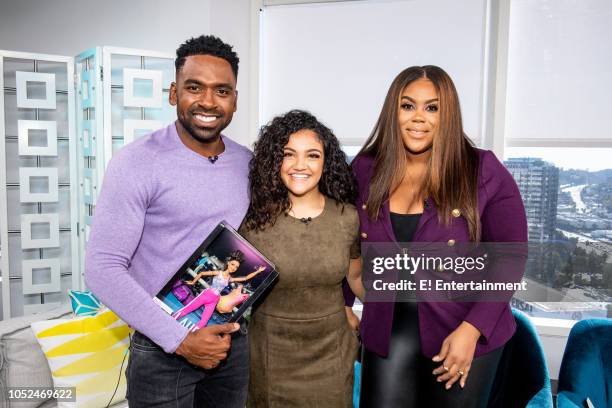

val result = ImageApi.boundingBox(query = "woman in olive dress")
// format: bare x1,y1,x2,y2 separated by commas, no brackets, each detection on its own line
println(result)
240,110,362,407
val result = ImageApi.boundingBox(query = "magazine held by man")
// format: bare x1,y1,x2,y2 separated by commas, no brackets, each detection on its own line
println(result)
154,221,278,331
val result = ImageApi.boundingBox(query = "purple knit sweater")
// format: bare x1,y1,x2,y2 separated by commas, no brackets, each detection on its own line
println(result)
84,123,251,353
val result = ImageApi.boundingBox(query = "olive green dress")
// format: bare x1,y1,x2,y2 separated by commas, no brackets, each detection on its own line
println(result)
241,197,360,407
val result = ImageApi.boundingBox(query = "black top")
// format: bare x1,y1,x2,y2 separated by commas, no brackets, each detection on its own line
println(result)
390,212,422,243
390,212,421,302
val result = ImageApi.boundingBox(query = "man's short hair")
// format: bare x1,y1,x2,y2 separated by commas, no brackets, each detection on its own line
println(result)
175,35,239,78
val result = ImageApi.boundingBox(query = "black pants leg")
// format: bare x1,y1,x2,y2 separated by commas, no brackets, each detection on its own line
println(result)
359,301,504,408
422,345,504,408
360,302,421,407
126,331,249,408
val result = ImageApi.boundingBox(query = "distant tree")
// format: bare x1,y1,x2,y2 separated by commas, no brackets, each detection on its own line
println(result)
556,257,574,287
586,252,606,275
572,247,588,275
603,263,612,296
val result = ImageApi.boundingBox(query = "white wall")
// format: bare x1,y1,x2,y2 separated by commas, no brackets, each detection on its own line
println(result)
209,0,254,147
0,0,254,146
0,0,212,55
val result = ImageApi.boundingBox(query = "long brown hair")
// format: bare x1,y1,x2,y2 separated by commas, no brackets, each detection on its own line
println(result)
358,65,481,241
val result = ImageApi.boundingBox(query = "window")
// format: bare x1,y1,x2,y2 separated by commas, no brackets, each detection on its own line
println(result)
260,0,488,146
503,0,612,321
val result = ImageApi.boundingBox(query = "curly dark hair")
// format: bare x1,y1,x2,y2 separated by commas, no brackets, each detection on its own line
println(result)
175,35,239,78
225,249,245,264
243,110,357,232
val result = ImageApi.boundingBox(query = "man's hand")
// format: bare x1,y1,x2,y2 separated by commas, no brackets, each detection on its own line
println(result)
175,323,240,370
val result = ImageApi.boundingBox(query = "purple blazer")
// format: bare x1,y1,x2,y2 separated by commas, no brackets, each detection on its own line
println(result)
347,149,528,358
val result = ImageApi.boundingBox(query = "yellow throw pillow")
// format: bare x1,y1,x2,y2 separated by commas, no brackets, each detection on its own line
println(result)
30,309,132,408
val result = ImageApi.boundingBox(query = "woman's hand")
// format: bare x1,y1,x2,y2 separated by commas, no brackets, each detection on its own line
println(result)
431,321,481,389
346,257,365,302
345,306,360,335
254,265,266,274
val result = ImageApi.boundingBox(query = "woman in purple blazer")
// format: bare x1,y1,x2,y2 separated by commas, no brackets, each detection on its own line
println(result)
348,66,528,407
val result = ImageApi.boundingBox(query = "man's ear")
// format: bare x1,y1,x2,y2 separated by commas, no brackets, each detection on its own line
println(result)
233,90,238,112
169,82,177,106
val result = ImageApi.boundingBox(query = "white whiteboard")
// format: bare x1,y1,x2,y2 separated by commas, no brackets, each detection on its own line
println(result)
260,0,488,147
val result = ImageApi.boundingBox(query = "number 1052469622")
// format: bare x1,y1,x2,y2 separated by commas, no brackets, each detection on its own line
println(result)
7,387,76,402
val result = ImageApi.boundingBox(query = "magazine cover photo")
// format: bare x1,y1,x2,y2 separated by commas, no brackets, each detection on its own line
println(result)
154,222,277,332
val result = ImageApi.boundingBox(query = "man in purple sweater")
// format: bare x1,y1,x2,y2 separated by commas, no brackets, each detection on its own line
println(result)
85,36,252,407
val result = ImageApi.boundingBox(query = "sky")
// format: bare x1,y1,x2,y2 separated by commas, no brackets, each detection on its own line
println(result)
505,147,611,172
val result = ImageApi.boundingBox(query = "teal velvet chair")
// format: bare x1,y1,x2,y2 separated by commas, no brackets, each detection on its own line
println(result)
353,360,361,408
557,319,612,408
488,308,554,407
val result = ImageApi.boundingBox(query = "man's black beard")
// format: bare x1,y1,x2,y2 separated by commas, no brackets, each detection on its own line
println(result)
178,114,224,144
406,143,433,156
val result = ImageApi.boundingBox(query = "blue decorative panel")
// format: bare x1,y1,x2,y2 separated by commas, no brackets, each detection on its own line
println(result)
80,69,96,109
81,119,95,156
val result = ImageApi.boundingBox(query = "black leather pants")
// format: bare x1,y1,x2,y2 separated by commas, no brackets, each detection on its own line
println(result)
359,302,504,408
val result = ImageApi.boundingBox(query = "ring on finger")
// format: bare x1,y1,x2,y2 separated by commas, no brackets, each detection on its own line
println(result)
458,370,465,376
